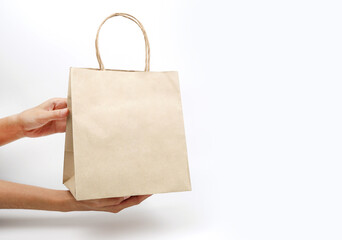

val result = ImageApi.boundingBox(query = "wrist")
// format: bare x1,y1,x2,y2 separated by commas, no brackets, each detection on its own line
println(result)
12,113,25,139
0,114,25,146
54,190,80,212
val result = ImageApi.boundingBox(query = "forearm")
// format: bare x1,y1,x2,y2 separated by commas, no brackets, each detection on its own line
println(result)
0,114,24,146
0,180,75,212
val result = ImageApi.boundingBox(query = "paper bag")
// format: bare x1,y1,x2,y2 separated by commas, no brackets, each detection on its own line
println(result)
63,13,191,200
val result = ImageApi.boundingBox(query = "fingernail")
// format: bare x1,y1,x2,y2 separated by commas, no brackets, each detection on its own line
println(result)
60,108,68,116
123,196,130,200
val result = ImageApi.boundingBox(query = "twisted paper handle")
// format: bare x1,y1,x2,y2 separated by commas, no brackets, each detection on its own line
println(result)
95,13,150,71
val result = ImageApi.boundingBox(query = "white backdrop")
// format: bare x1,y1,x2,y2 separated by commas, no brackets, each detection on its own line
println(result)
1,0,342,239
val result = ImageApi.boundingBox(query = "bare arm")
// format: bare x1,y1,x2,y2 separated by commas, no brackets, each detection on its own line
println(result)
0,180,70,211
0,180,151,213
0,114,24,146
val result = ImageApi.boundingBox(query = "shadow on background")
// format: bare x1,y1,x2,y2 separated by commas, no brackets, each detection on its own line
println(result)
0,205,199,238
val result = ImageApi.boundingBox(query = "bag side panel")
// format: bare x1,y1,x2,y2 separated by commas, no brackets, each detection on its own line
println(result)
63,68,76,197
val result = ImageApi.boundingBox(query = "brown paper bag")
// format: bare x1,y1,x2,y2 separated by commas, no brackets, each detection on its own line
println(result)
63,13,191,200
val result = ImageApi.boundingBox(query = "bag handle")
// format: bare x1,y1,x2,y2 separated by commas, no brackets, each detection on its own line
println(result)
95,13,150,71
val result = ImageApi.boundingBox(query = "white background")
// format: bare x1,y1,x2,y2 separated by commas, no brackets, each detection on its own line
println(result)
0,0,342,239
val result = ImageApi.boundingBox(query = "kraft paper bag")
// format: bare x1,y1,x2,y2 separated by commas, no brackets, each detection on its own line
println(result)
63,13,191,200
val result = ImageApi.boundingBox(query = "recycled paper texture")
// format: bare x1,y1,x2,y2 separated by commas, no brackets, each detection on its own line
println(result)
63,13,191,200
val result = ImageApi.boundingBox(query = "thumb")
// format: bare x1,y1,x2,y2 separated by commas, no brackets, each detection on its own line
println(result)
42,108,69,121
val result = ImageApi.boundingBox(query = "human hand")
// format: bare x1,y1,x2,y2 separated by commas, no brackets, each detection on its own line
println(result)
0,180,152,213
18,98,69,138
58,191,152,213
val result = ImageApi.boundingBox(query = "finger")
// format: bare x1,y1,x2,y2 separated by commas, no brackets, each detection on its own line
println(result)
54,119,67,133
54,100,67,110
97,197,126,207
109,195,152,213
41,98,67,110
40,108,69,122
83,197,126,208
